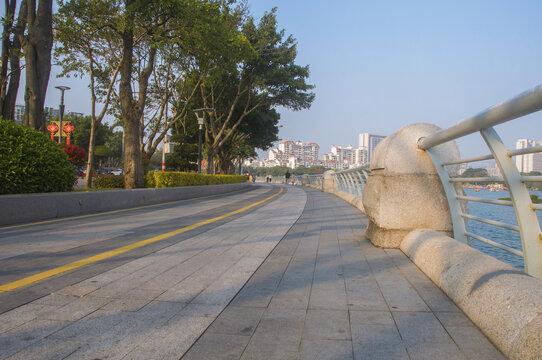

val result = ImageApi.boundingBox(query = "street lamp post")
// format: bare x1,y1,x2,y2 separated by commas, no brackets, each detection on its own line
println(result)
55,86,71,144
193,108,213,173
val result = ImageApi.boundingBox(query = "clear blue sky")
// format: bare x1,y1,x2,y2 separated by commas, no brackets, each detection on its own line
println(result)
247,0,542,159
9,0,542,160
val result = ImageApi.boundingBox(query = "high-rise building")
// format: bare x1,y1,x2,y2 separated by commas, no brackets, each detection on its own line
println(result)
516,139,542,173
267,140,320,169
278,140,319,161
359,133,386,163
14,105,24,124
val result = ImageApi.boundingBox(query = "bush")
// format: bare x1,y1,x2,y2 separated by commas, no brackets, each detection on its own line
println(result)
93,175,124,189
60,143,87,168
146,171,247,188
0,119,76,194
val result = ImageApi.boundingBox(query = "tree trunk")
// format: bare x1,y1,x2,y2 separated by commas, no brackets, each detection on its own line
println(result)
17,0,53,131
119,21,143,188
0,0,16,117
206,149,214,175
0,0,24,121
84,120,97,188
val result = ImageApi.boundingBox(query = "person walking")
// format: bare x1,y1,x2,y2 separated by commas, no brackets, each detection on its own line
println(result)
285,170,291,184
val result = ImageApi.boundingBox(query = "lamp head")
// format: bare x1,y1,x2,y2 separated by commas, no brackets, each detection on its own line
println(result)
193,108,213,126
55,86,71,92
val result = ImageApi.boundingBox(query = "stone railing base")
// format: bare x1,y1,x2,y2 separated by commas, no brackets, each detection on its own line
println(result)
401,229,542,360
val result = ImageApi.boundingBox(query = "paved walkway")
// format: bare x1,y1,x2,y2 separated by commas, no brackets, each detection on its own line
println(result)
0,185,505,359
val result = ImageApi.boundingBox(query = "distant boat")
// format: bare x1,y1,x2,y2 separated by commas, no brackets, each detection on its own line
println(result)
490,188,498,192
475,189,480,192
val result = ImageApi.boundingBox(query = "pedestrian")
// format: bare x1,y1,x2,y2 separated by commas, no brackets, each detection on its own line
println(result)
291,173,296,185
269,174,273,183
285,170,291,184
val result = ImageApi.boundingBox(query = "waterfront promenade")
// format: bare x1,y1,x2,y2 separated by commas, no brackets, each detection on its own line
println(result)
0,184,505,359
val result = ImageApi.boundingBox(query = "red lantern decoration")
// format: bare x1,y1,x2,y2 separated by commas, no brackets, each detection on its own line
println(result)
63,122,75,145
47,122,59,140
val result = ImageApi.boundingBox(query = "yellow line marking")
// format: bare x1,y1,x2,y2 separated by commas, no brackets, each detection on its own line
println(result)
0,187,284,293
0,187,253,231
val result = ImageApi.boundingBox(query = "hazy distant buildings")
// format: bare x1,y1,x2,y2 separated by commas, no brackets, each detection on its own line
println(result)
516,139,542,173
322,145,368,170
14,105,24,124
266,140,320,168
359,133,386,164
260,132,386,170
14,104,84,124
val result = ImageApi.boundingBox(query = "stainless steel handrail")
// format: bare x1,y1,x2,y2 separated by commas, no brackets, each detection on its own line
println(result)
331,164,371,196
419,84,542,278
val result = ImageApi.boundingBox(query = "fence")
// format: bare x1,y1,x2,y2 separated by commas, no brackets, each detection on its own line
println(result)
418,85,542,278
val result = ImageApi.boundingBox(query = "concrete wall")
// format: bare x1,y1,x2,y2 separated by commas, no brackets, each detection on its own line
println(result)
0,183,252,226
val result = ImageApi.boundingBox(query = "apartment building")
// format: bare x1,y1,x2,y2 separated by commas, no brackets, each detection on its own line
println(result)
516,139,542,173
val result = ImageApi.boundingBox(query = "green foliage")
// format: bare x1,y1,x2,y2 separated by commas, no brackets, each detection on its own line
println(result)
146,171,247,188
521,171,542,190
167,126,199,172
0,119,76,194
93,175,124,189
460,168,489,178
459,167,489,185
499,194,542,204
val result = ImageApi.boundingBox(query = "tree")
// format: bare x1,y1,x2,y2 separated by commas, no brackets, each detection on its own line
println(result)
0,0,25,121
13,0,54,130
55,0,121,188
460,168,489,178
199,9,315,173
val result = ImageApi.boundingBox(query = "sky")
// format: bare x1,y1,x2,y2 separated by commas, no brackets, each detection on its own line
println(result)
6,0,542,161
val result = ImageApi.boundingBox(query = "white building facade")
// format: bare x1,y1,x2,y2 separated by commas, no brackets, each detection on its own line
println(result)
359,132,386,164
516,139,542,173
266,140,320,169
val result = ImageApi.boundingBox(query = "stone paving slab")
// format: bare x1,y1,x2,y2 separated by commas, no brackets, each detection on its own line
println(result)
182,187,506,360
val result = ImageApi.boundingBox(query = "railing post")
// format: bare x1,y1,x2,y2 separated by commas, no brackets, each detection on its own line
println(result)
481,127,542,278
345,172,355,194
425,148,468,244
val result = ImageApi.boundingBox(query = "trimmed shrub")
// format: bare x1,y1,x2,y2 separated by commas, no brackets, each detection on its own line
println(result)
94,175,124,189
0,119,76,194
146,171,247,188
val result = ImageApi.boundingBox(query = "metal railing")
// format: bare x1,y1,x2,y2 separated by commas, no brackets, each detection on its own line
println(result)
305,174,323,187
418,84,542,278
302,164,371,193
332,164,371,196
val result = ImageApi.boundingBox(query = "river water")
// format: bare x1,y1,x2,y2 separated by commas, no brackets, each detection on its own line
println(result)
464,188,542,270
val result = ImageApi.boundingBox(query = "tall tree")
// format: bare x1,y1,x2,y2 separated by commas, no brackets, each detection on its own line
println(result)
55,0,121,188
200,9,315,173
0,0,25,121
14,0,54,130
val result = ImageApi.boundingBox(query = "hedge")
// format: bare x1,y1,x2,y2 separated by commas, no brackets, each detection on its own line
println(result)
94,175,125,189
146,171,247,188
0,119,75,194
